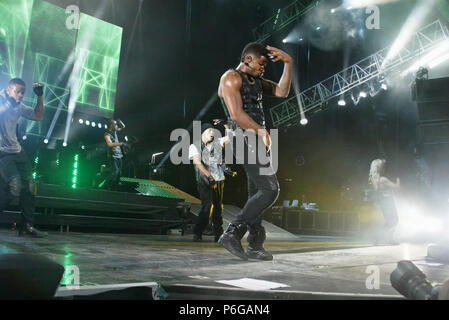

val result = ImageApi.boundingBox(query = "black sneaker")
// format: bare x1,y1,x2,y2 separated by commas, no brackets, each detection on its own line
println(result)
218,233,248,260
247,247,273,261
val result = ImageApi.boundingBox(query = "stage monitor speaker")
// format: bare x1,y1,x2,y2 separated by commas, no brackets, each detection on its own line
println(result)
0,254,65,299
413,78,449,122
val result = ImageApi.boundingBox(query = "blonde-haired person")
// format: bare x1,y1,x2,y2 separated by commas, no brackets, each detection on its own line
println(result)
369,159,400,244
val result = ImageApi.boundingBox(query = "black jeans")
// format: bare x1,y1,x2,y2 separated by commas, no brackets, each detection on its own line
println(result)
231,133,280,228
194,180,225,236
0,150,35,225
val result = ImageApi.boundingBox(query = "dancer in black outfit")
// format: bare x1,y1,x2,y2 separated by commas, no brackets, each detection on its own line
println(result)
217,42,292,260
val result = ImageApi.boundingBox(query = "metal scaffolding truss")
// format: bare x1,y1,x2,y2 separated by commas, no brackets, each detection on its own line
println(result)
269,20,449,128
252,0,320,43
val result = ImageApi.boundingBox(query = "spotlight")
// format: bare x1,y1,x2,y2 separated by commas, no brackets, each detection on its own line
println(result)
153,169,157,173
346,6,353,10
81,145,85,150
299,38,304,42
381,83,388,90
331,8,336,13
351,92,360,106
79,119,83,124
85,120,90,126
63,142,67,147
282,38,287,43
91,122,96,127
359,91,367,98
22,135,27,140
316,26,321,31
44,139,49,144
338,99,346,106
104,125,108,129
98,123,102,128
300,118,308,126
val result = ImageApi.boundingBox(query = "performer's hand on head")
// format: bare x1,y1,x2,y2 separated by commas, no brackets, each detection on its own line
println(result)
266,45,292,64
33,83,43,97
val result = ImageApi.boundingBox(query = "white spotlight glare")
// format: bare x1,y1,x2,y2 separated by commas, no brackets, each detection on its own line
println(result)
316,26,321,31
300,118,308,126
98,123,102,128
44,139,49,144
381,83,388,90
91,122,96,127
359,91,367,98
63,142,67,147
282,38,287,43
78,119,83,124
22,135,27,140
85,120,90,126
338,99,346,106
331,8,336,13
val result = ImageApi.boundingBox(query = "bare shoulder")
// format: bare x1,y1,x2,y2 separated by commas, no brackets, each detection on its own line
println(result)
219,70,241,96
220,70,241,86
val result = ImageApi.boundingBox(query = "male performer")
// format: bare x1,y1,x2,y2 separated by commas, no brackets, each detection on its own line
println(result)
217,42,292,260
0,78,46,237
104,118,126,190
189,121,231,242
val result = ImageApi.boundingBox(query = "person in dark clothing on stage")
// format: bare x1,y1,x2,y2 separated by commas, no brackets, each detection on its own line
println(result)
104,118,126,190
217,42,292,260
0,78,46,237
189,121,231,242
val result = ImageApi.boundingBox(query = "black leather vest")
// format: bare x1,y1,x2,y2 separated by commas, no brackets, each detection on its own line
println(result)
220,70,266,130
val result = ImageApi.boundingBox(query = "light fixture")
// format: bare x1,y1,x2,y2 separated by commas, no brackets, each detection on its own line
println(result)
22,135,27,140
338,99,346,106
79,119,83,124
91,122,96,127
300,118,308,126
63,142,67,147
44,139,49,144
85,120,90,126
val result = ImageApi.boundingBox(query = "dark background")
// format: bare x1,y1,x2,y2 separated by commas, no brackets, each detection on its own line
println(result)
32,0,449,210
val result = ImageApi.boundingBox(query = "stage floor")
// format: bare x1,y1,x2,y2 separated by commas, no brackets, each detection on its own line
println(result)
1,229,448,299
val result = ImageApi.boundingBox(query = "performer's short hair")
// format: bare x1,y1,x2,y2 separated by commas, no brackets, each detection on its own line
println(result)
241,42,270,62
9,78,26,87
106,119,116,127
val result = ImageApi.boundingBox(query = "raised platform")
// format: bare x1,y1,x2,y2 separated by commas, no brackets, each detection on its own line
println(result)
1,182,191,234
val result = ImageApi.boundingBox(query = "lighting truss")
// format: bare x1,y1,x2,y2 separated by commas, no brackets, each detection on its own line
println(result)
252,0,320,43
269,20,449,128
